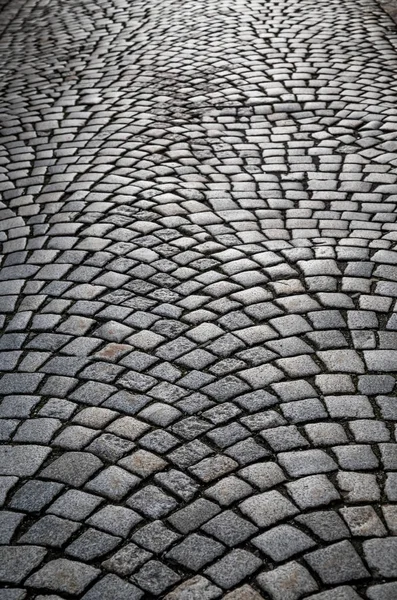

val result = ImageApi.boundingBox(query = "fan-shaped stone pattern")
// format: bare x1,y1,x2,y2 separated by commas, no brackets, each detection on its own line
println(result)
1,0,397,597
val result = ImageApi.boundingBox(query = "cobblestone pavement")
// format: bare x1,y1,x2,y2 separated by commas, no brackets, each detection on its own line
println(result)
1,0,397,597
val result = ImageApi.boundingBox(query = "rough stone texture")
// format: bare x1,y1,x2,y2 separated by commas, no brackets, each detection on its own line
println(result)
81,574,143,600
0,445,51,476
0,0,397,595
26,559,100,594
305,541,370,584
164,575,222,599
0,546,47,583
257,562,318,600
363,539,397,577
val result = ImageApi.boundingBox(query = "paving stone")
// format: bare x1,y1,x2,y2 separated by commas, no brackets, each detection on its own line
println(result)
0,591,27,600
53,424,98,449
119,449,167,476
318,350,365,373
305,423,348,446
82,574,143,600
337,471,381,502
166,533,225,570
367,582,397,600
128,485,178,518
204,475,253,505
67,525,121,560
102,543,152,576
168,498,220,533
202,510,258,546
172,416,213,440
0,476,18,506
0,445,51,476
333,444,379,470
257,562,318,600
155,469,198,501
340,506,387,537
305,540,370,584
324,395,374,419
241,409,285,430
26,558,100,594
254,524,315,561
85,465,140,500
307,587,363,600
0,511,24,544
239,461,286,490
189,455,238,482
0,546,47,584
282,398,328,423
0,395,40,418
295,511,350,542
271,379,317,402
133,560,180,595
286,474,340,508
3,0,397,594
358,375,395,395
10,480,64,512
240,490,298,527
206,422,249,448
0,373,45,394
379,443,397,469
279,449,337,477
222,586,264,600
205,549,262,589
203,376,249,401
139,429,179,452
262,425,309,451
131,521,180,554
363,538,397,577
87,504,141,537
349,420,390,443
164,575,222,599
364,350,397,372
40,452,103,486
87,433,134,461
19,515,80,547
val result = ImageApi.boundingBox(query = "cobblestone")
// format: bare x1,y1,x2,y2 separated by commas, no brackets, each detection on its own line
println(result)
26,559,100,595
1,0,397,594
305,541,370,584
257,562,318,600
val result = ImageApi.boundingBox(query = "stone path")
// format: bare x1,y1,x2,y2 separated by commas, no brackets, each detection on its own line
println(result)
1,0,397,597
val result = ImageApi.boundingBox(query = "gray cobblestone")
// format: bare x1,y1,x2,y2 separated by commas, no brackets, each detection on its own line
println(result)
82,574,143,600
133,560,180,595
67,528,121,561
205,549,262,589
257,562,318,600
363,538,397,577
1,0,397,593
26,559,100,594
0,546,47,584
166,533,225,571
295,511,350,542
164,576,221,599
40,452,103,486
305,540,370,583
102,543,151,576
0,445,51,476
253,524,315,561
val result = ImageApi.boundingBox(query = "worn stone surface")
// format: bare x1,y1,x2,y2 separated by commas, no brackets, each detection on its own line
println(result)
0,0,397,595
26,559,100,594
0,546,47,583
